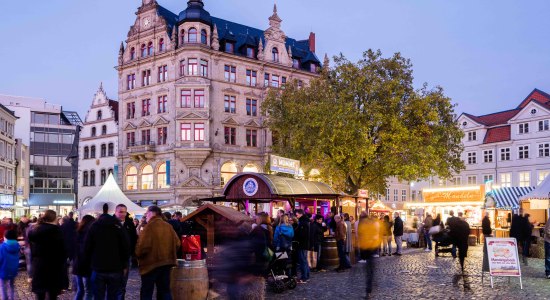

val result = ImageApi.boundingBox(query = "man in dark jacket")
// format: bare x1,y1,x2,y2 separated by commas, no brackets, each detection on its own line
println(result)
393,212,403,255
60,212,77,290
309,214,327,271
294,209,310,282
521,213,534,265
482,213,492,238
446,210,459,258
450,217,470,271
114,204,137,299
84,203,130,299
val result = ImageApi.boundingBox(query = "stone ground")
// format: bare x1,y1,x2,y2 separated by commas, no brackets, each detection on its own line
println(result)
13,245,550,300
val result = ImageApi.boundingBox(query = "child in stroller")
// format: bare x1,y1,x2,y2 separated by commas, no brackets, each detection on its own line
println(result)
432,229,453,257
266,251,297,293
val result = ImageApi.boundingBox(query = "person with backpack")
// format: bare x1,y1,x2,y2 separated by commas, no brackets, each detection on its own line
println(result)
273,215,294,252
0,229,20,300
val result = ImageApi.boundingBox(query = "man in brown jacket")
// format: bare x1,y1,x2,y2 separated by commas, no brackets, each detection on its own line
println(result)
136,205,181,299
334,215,351,271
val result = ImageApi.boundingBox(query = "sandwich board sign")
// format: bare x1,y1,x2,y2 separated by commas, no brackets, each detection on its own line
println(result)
484,237,522,289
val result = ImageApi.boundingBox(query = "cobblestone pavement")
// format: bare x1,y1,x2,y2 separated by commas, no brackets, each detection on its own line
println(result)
13,245,550,300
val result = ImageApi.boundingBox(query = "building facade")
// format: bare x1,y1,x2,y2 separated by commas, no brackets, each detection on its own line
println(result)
117,0,320,208
78,84,119,206
14,139,30,216
0,104,17,218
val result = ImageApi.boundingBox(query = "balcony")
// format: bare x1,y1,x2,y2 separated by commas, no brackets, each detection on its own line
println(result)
128,141,156,161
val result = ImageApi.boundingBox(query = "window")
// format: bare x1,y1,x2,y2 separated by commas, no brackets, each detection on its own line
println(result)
147,42,153,56
130,47,135,60
246,69,257,86
401,190,407,202
467,131,476,141
292,58,300,69
142,70,151,86
272,47,279,62
271,75,279,88
181,90,192,108
188,28,198,43
127,74,135,90
194,123,205,141
194,90,205,108
181,123,191,141
97,110,102,120
126,102,135,119
467,176,477,185
188,58,198,75
451,177,462,186
142,129,151,145
141,44,146,57
126,166,137,190
518,145,529,159
224,95,236,113
264,73,270,87
157,127,167,145
500,148,510,161
141,99,151,116
539,120,549,131
158,96,167,113
225,42,234,53
483,150,493,163
200,59,208,77
467,152,476,164
100,144,106,157
500,173,511,187
519,123,529,134
539,143,550,157
91,127,96,137
201,29,207,44
281,76,287,87
90,170,96,186
180,60,185,76
158,163,168,189
224,65,236,82
90,146,96,158
393,189,398,202
246,129,257,147
158,38,165,52
108,143,114,156
141,165,153,190
246,47,255,58
224,127,236,145
519,172,531,187
246,99,257,116
538,171,549,184
100,169,107,185
126,132,136,147
385,189,390,201
84,146,89,159
180,29,185,45
158,65,168,82
83,171,89,187
101,125,107,135
483,174,494,183
310,63,317,73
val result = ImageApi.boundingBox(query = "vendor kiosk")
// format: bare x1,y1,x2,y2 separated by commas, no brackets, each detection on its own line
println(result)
485,186,534,238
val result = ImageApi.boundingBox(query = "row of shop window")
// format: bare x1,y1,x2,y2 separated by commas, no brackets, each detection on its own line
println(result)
125,163,168,191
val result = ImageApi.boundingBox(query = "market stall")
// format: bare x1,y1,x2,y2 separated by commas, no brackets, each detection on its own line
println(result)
519,175,550,236
485,186,534,238
368,199,393,218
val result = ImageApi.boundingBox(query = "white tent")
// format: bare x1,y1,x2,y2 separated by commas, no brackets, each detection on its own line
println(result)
79,173,146,215
518,174,550,208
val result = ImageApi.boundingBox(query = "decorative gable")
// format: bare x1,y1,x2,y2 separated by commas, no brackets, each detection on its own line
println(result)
156,87,169,94
244,90,261,98
153,116,170,126
139,119,152,128
181,176,209,188
124,122,137,130
244,119,261,128
221,117,239,125
222,87,240,94
176,111,208,120
509,100,550,123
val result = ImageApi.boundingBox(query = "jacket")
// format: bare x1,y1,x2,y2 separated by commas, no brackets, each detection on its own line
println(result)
294,215,311,250
482,216,492,236
60,218,77,260
273,224,294,251
335,221,347,242
120,216,138,257
309,221,327,249
249,225,270,275
509,214,522,241
135,216,180,275
358,217,381,251
84,214,129,273
393,217,403,236
383,220,393,236
423,216,433,231
0,239,20,280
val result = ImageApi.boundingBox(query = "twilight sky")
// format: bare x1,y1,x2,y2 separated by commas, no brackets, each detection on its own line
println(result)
1,0,550,118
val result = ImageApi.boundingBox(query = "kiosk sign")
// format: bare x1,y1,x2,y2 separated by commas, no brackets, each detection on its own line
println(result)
270,155,300,175
486,238,521,277
243,178,259,197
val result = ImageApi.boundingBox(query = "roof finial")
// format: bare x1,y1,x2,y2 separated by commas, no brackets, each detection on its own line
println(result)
274,3,277,14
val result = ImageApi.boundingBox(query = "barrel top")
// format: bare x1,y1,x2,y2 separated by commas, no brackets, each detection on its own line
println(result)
176,259,206,268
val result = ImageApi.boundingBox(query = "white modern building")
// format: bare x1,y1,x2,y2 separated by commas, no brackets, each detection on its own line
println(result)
78,84,119,206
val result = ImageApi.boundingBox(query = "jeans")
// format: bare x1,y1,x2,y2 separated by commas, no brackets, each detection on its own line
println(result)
315,245,323,269
307,250,318,269
522,239,530,259
91,271,124,300
451,244,457,257
545,241,550,276
363,250,375,294
424,232,432,250
382,236,392,254
394,236,402,254
73,275,93,300
296,250,310,281
0,278,14,300
336,240,351,269
119,258,131,299
140,265,172,300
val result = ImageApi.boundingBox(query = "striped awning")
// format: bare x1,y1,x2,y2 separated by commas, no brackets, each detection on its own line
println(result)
485,186,535,209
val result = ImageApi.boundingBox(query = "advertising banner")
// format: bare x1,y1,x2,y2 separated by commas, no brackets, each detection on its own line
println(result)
485,237,521,277
270,155,300,175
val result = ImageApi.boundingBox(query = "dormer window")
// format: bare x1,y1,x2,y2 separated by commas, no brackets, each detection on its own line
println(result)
201,29,208,45
272,47,279,62
310,63,317,73
246,47,255,58
130,47,135,60
225,42,234,53
159,38,165,52
292,58,300,69
97,110,102,120
188,28,198,43
141,44,146,57
147,42,154,56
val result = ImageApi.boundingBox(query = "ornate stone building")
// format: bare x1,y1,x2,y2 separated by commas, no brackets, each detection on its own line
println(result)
117,0,321,208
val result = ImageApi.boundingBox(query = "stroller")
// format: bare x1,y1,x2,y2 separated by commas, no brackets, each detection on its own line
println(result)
266,251,297,293
432,229,454,257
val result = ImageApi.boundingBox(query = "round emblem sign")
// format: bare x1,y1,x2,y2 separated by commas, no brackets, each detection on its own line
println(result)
243,178,259,197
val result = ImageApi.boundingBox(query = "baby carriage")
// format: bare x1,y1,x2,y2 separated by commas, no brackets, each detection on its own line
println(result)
266,251,297,293
432,229,454,257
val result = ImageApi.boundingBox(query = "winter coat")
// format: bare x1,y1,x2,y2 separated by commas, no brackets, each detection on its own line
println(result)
393,217,404,236
433,217,441,227
60,218,77,260
72,223,93,277
335,221,347,242
383,220,393,236
84,214,129,273
482,216,492,236
309,221,327,249
509,214,522,241
450,218,470,256
28,223,68,293
273,224,294,251
0,239,20,280
135,216,180,275
294,215,311,250
167,219,182,237
249,224,271,275
120,216,138,257
521,216,534,241
423,216,433,232
358,217,381,251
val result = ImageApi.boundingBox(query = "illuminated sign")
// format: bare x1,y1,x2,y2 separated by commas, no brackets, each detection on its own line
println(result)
358,189,369,198
423,186,484,203
270,155,300,175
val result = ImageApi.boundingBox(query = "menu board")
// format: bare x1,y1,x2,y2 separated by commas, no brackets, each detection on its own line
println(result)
485,238,521,277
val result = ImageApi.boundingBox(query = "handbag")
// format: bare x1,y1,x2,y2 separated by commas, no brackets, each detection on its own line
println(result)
263,246,274,262
428,225,441,235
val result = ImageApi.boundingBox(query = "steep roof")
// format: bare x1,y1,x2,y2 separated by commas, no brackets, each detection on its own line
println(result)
483,125,511,144
517,88,550,109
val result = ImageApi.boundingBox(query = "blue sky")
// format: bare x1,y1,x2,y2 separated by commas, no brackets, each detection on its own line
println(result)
1,0,550,118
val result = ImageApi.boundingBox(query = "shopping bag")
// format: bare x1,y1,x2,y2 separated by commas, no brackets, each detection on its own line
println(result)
182,235,201,260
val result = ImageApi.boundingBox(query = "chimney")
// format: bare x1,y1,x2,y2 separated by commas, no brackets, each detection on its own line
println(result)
309,32,316,53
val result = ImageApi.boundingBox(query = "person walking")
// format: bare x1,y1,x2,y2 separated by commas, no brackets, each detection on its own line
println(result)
0,229,20,300
423,213,433,252
381,215,392,256
114,204,137,299
446,210,459,258
60,212,77,291
544,216,550,279
392,212,403,256
294,209,311,282
450,217,470,272
358,215,382,299
334,215,351,272
343,213,353,263
309,215,327,271
482,212,492,238
72,215,95,300
521,213,534,265
84,203,130,300
28,210,68,300
136,205,180,300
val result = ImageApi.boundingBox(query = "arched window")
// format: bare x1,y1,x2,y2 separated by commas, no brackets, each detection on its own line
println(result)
201,29,208,45
83,171,89,186
157,163,168,189
108,143,114,156
90,146,96,158
243,163,259,173
90,170,96,186
220,162,238,186
102,125,107,135
272,47,279,62
130,47,135,60
97,110,102,120
188,28,198,43
91,127,96,137
108,168,113,175
159,38,164,52
180,29,185,45
141,165,154,190
126,166,137,190
100,144,106,157
141,44,147,57
84,146,89,159
100,169,107,185
147,42,154,56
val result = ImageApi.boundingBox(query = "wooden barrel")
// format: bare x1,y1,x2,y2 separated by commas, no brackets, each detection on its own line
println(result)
320,237,339,269
171,259,209,300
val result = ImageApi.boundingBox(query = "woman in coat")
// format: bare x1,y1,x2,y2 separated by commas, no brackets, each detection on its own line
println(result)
72,215,95,300
381,215,393,256
273,215,294,252
28,210,68,300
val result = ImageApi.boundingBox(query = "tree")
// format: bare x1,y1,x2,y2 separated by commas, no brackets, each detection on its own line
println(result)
263,50,464,195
